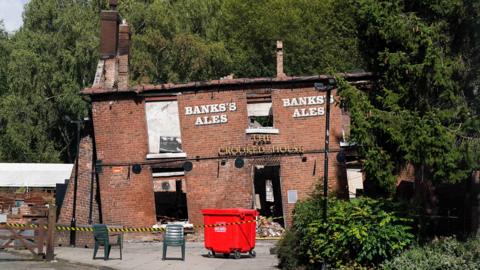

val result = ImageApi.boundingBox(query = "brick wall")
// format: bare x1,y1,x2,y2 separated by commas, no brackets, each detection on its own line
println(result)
57,134,101,246
80,83,348,230
91,95,156,228
173,86,346,227
72,5,357,232
152,177,186,192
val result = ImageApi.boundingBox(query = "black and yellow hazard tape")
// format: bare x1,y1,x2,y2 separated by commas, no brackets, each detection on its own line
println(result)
3,216,284,233
199,219,257,229
3,223,48,230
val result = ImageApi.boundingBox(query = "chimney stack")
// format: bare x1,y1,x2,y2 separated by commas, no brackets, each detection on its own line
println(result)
95,3,130,90
276,40,286,78
118,21,130,56
100,10,120,59
108,0,118,9
117,21,130,90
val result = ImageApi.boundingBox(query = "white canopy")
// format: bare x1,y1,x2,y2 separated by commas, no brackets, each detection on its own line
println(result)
0,163,73,188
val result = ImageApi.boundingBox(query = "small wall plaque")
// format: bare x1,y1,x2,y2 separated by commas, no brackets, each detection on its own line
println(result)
287,190,298,204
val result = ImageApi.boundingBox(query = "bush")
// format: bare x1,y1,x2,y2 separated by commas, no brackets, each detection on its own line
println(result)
276,230,302,270
277,196,414,269
382,237,480,270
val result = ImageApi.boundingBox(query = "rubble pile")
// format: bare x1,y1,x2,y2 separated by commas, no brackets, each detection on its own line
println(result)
256,216,285,237
152,220,194,234
156,215,179,224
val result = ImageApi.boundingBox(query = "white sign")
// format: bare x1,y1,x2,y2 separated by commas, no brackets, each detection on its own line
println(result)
282,95,334,118
185,102,237,126
287,190,298,204
214,222,227,232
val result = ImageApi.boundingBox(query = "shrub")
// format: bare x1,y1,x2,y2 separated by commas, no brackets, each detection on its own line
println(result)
381,237,480,270
276,230,302,270
277,196,414,269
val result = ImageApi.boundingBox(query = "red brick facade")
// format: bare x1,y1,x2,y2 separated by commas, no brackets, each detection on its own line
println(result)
77,83,356,228
91,96,156,228
58,8,372,236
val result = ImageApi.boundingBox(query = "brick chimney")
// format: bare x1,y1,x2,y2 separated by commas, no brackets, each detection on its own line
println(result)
276,40,286,78
99,10,119,59
108,0,118,8
117,21,130,90
93,1,130,90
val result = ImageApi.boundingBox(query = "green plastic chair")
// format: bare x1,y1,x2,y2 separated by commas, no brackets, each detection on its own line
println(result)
162,224,185,260
93,224,123,260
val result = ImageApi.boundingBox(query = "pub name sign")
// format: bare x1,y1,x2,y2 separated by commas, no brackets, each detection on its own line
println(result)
185,102,237,126
282,95,334,118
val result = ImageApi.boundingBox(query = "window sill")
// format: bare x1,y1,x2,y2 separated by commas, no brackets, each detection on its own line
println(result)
152,171,185,177
340,141,357,147
245,128,279,134
146,153,187,159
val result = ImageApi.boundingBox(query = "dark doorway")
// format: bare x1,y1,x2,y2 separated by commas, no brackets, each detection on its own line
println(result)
254,165,284,226
154,180,188,222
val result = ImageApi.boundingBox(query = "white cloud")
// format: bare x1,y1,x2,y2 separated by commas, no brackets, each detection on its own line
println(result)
0,0,29,32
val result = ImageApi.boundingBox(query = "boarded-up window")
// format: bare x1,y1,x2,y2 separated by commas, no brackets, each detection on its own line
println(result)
247,102,273,127
146,101,182,153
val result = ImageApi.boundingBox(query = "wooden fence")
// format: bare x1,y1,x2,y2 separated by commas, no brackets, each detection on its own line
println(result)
0,205,56,261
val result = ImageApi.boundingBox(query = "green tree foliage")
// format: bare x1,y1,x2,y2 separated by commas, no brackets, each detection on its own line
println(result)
339,0,480,193
0,0,101,162
0,21,8,96
217,0,364,78
0,0,365,162
277,196,414,269
119,0,232,83
119,0,365,83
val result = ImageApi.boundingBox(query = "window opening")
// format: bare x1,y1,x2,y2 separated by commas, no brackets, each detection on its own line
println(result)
145,101,183,154
247,102,274,128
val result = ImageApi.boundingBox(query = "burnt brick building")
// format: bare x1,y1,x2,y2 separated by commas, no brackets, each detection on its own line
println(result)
58,3,372,241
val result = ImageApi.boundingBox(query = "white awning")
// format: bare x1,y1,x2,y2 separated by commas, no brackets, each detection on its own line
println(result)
0,163,73,187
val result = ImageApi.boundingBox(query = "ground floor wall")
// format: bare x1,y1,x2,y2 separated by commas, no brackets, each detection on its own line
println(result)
185,152,345,227
58,137,347,237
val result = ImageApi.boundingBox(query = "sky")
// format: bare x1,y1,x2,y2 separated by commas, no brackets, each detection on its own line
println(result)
0,0,29,32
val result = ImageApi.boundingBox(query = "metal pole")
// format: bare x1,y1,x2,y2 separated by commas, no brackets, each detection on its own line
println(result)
323,87,331,222
70,121,80,246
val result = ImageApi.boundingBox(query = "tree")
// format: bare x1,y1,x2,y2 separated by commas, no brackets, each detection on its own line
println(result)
339,0,480,194
217,0,364,78
118,0,365,83
0,21,8,96
0,0,101,162
119,0,232,84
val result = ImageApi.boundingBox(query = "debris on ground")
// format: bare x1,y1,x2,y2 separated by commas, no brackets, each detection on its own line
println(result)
156,215,179,224
256,216,285,237
152,220,194,234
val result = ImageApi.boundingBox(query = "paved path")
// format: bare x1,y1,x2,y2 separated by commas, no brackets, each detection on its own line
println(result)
0,250,98,270
55,241,279,270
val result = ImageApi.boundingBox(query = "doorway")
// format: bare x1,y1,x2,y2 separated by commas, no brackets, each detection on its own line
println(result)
253,165,284,226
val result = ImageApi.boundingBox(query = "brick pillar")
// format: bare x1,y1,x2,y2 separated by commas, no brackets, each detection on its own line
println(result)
57,132,101,246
